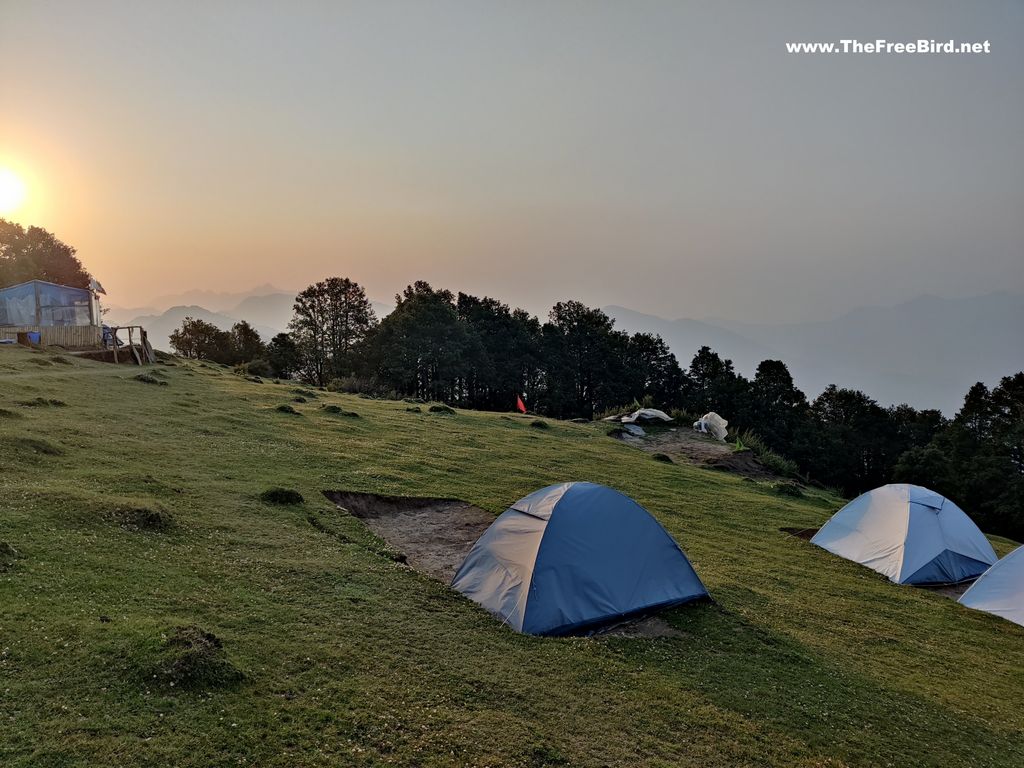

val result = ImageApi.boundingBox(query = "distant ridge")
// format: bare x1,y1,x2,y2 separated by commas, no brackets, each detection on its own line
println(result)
607,292,1024,414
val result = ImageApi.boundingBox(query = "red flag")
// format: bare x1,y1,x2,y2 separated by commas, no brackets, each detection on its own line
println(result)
516,395,527,413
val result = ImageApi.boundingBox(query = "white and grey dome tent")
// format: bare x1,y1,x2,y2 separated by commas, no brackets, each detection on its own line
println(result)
958,545,1024,627
810,484,997,585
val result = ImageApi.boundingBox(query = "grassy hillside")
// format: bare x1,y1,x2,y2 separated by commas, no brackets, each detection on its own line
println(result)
1,345,1021,767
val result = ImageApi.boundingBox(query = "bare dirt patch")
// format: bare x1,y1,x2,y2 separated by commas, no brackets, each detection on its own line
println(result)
921,581,975,600
614,427,776,480
323,491,495,583
598,615,684,639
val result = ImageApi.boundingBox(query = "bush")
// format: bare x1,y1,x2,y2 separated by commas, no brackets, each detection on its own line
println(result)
737,430,801,478
235,359,274,378
327,375,387,397
773,481,805,498
260,487,304,505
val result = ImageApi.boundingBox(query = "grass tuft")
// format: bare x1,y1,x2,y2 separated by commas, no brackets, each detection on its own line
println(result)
259,487,304,505
652,452,674,463
428,404,456,414
18,397,67,407
274,404,300,415
530,419,550,430
149,625,244,691
134,373,167,386
109,501,175,532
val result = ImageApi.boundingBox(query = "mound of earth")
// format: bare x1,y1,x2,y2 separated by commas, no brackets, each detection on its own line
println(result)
614,427,776,479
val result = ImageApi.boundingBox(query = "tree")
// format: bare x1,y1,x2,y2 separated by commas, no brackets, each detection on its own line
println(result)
230,321,265,363
366,282,477,402
0,218,92,288
541,301,630,419
289,277,377,386
685,346,749,421
169,317,234,362
625,332,686,408
749,359,807,449
266,333,301,378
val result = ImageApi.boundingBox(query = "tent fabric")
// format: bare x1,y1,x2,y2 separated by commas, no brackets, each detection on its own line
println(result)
811,484,997,585
958,545,1024,627
693,412,728,441
621,408,673,424
451,482,708,636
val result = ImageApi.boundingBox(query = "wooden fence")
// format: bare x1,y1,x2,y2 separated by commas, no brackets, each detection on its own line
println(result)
0,325,103,348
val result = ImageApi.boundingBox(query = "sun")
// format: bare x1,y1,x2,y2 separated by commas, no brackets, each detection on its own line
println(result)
0,168,28,216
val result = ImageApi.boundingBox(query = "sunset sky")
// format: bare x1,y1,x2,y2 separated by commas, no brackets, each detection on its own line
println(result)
2,1,1021,321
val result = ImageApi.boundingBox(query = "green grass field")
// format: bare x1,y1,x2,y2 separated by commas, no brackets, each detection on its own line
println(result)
1,345,1021,767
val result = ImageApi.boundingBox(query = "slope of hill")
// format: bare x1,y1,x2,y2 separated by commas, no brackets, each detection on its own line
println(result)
608,292,1024,413
1,345,1021,767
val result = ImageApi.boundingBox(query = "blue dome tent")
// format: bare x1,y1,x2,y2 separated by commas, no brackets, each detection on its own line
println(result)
451,482,709,636
811,484,996,585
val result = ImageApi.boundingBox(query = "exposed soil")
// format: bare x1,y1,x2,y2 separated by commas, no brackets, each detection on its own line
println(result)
920,581,975,600
323,491,495,583
325,491,701,635
615,427,777,480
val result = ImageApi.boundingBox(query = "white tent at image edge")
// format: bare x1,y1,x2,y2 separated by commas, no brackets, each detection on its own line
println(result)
810,484,997,585
958,545,1024,627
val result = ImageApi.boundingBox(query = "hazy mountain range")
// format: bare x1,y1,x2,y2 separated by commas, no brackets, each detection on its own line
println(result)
107,288,1023,415
607,292,1024,415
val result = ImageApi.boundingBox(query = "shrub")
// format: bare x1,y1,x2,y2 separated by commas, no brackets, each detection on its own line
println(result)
773,481,805,498
260,487,304,505
326,375,387,397
737,430,801,478
235,359,274,378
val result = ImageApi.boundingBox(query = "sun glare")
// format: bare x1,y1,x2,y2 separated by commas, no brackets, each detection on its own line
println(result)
0,168,28,216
